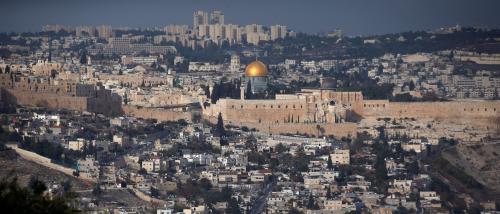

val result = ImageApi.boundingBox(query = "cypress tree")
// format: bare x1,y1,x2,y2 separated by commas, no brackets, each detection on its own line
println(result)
216,113,225,137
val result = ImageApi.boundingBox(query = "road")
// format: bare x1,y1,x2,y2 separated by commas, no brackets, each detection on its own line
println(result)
250,179,276,214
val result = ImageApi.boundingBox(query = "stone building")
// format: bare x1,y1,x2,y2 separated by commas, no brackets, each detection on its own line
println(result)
242,60,269,94
202,60,500,137
0,69,122,116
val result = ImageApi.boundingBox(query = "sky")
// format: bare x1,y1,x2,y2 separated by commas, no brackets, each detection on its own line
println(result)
2,0,500,36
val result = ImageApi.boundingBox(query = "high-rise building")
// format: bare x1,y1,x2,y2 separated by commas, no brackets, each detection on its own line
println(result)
97,25,114,39
245,24,265,45
209,24,225,40
230,54,240,73
193,10,209,28
164,25,189,35
225,24,242,44
197,24,210,38
270,25,287,40
210,10,225,25
76,26,96,37
245,24,264,34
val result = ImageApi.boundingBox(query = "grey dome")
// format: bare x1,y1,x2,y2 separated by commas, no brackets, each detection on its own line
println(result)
321,78,337,89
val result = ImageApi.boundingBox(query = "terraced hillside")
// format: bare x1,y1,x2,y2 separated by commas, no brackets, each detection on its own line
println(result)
441,142,500,193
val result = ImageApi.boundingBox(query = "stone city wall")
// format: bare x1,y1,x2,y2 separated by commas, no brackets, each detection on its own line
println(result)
6,144,96,183
213,99,312,124
206,115,357,137
4,89,88,111
362,100,500,119
122,105,192,122
362,100,500,138
1,88,123,116
265,122,357,138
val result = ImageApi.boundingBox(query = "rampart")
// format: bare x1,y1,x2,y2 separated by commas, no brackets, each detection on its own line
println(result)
122,105,192,122
206,115,357,138
362,100,500,119
6,144,96,183
2,89,123,116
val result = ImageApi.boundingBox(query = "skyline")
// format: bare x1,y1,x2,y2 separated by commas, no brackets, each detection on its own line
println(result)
1,0,500,35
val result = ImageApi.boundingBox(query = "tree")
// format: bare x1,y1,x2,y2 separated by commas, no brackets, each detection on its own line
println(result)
199,178,212,191
307,194,319,210
373,141,389,194
92,184,102,197
79,51,87,65
215,113,226,137
210,84,220,104
407,160,419,175
61,180,72,195
0,177,74,213
138,168,147,175
28,177,47,195
326,187,332,199
150,186,160,198
327,155,333,169
275,143,287,153
245,80,252,99
225,197,242,214
409,81,416,91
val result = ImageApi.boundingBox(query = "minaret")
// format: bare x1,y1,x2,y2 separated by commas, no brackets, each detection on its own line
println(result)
240,86,245,100
208,82,214,97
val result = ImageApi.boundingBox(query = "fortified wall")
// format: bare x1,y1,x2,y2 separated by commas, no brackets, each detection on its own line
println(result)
204,90,363,124
205,115,357,138
202,90,363,137
0,73,123,116
122,105,192,122
362,99,500,137
99,73,174,88
362,100,500,119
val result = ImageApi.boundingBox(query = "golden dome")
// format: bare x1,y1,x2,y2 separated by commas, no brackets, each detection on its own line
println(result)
245,60,268,77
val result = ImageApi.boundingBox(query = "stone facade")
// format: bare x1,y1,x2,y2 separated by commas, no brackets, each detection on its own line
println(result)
202,87,500,137
122,105,192,122
202,89,363,136
0,73,122,116
363,100,500,120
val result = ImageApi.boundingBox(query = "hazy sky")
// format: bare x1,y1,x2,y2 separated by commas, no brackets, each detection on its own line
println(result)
2,0,500,35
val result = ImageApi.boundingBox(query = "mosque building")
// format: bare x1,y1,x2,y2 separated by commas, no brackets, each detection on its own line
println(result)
202,60,365,137
242,60,269,95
